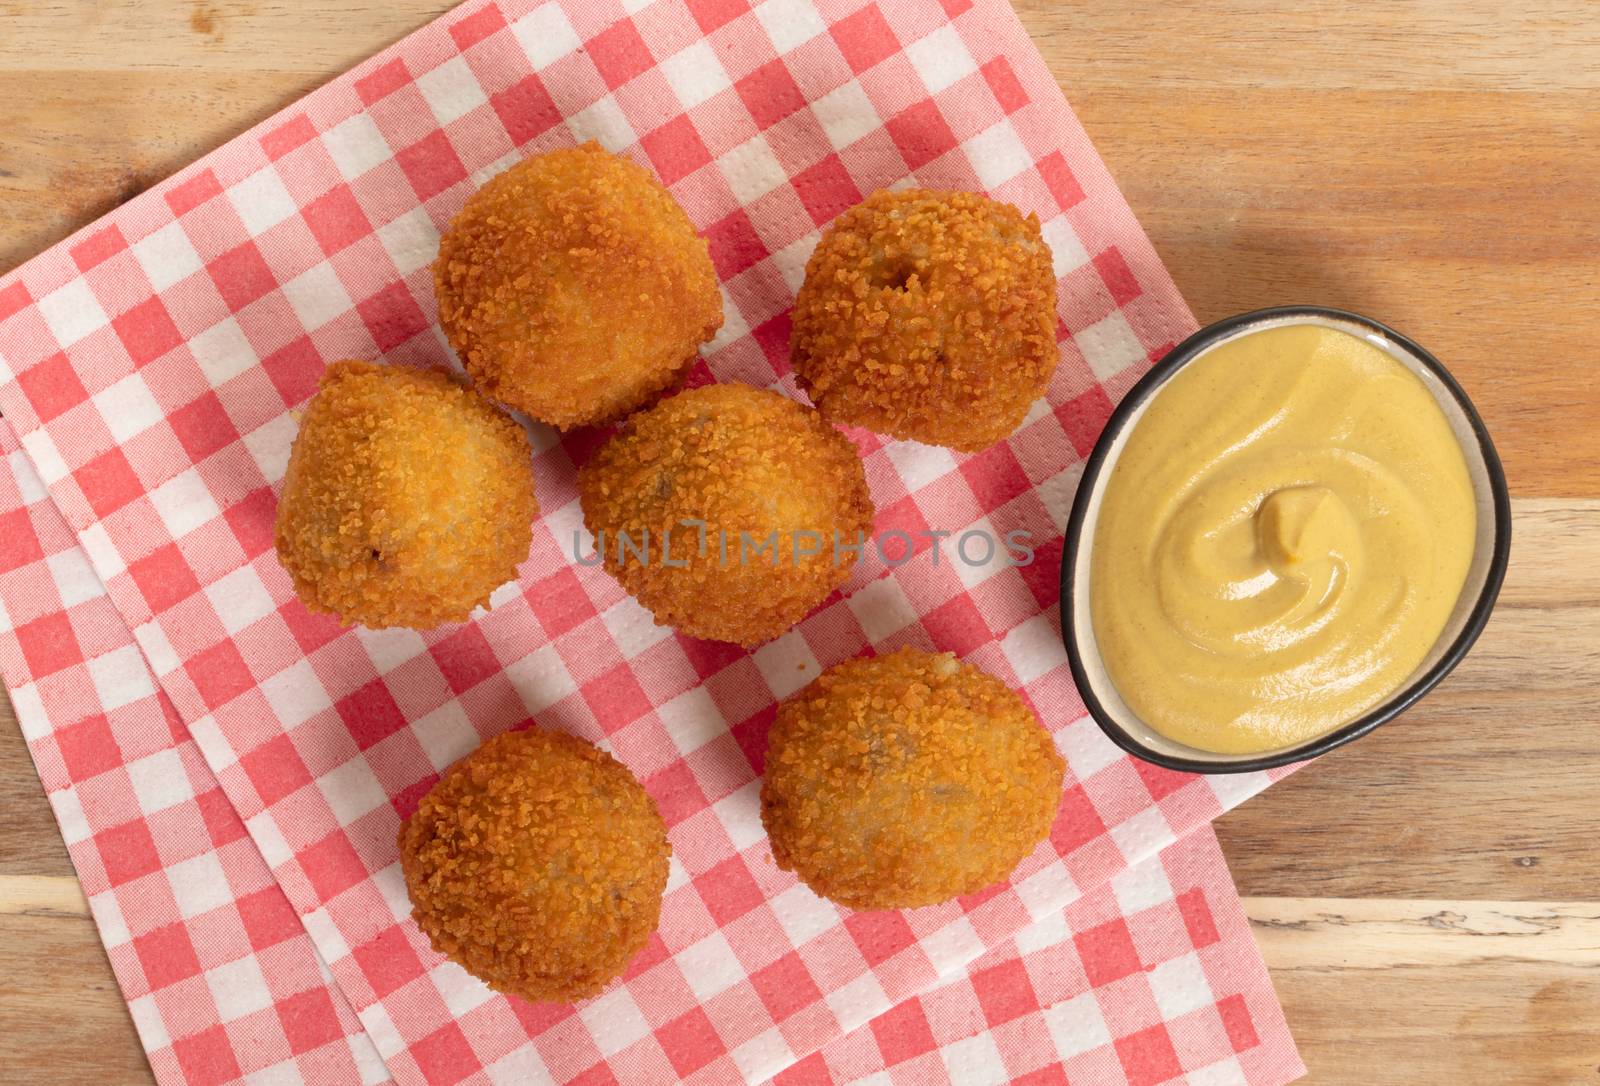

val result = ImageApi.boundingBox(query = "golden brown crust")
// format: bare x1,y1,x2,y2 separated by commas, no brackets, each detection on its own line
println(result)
576,383,875,647
760,647,1064,910
434,142,723,429
790,188,1058,452
398,729,671,1004
273,360,536,629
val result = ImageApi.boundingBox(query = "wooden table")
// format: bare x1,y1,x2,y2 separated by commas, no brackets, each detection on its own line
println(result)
2,2,1596,1082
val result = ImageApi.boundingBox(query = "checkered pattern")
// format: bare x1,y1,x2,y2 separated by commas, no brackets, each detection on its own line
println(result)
0,1,1305,1083
791,827,1302,1086
1,408,1301,1086
2,416,1301,1086
0,427,390,1086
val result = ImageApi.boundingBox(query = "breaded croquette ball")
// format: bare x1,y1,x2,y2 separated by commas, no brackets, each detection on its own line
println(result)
791,189,1058,452
399,729,670,1003
577,384,874,647
434,142,723,429
274,360,536,629
761,648,1064,910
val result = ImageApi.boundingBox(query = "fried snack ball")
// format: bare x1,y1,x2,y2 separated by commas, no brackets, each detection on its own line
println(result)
434,142,723,429
399,729,671,1003
577,383,874,647
761,647,1064,910
274,360,536,629
790,188,1058,452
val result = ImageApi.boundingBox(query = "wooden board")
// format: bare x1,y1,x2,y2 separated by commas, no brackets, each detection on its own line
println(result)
2,2,1597,1083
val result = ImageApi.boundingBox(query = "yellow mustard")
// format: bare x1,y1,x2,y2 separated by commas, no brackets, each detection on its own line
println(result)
1090,323,1476,754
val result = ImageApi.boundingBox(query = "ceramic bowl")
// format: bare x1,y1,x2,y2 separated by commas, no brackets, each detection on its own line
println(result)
1060,306,1512,773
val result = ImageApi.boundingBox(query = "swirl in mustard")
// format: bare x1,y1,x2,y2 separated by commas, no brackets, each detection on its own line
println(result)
1090,323,1476,754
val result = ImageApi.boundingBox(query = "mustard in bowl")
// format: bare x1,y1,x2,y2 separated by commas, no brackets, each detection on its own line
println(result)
1061,307,1511,773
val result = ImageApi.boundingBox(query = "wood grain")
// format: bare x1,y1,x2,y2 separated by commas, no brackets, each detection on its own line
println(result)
1214,500,1600,900
1015,0,1600,498
0,895,157,1086
2,2,1598,1084
0,0,451,273
2,874,1595,1086
1,2,1597,496
3,873,1594,1086
2,507,1592,1084
1251,898,1600,1086
0,701,71,877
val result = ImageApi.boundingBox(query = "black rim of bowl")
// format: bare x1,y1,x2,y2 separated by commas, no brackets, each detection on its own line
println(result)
1059,305,1513,774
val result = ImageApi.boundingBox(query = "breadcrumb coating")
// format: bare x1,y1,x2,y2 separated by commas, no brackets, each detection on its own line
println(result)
435,142,723,429
790,188,1058,452
577,383,874,646
274,360,536,629
761,647,1064,910
398,729,671,1004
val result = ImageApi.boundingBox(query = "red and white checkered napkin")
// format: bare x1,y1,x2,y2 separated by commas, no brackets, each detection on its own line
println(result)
782,826,1301,1086
1,419,1303,1086
0,428,389,1084
0,0,1306,1081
